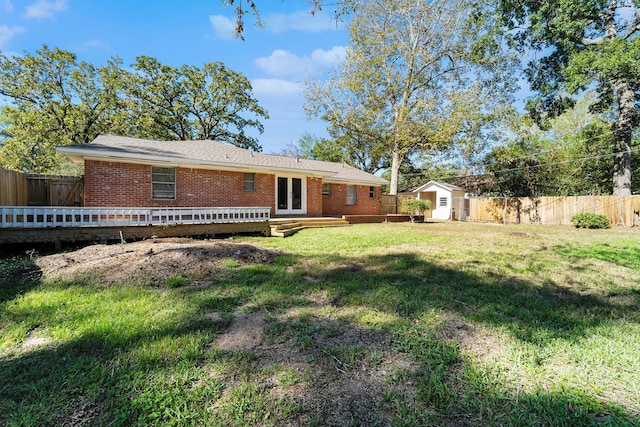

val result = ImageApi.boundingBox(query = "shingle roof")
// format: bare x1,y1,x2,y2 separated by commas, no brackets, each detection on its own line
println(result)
57,134,388,186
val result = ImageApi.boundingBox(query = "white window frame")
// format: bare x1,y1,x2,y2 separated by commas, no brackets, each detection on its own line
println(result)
346,185,357,206
439,197,448,207
151,167,176,200
322,183,331,196
244,173,256,192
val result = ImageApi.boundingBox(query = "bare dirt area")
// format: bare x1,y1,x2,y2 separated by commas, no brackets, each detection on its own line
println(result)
35,237,277,285
31,238,426,425
209,307,424,426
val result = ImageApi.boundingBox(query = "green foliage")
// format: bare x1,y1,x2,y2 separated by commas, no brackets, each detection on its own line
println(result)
400,199,431,222
125,56,268,150
485,96,621,196
306,0,512,194
0,46,268,173
570,213,610,229
484,0,640,195
0,46,126,172
280,132,390,175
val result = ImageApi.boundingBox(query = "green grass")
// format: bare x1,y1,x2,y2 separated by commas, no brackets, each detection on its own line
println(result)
1,222,639,426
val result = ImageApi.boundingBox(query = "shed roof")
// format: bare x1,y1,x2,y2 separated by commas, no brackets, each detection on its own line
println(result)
57,134,388,186
411,180,465,193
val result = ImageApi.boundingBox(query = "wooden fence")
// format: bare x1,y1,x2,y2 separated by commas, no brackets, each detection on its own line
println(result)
467,195,640,226
0,168,28,206
381,194,416,215
0,168,83,207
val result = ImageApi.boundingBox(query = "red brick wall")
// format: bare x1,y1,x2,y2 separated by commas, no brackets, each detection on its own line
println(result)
322,183,382,216
84,160,382,216
84,160,275,211
307,177,323,216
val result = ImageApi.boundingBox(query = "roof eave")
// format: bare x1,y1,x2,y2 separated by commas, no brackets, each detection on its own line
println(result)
56,147,337,177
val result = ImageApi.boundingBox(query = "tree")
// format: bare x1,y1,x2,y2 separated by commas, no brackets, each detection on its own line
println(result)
401,198,431,223
484,0,640,195
223,0,359,37
306,0,513,195
280,132,389,174
0,46,269,173
484,96,619,197
0,45,125,172
125,56,268,151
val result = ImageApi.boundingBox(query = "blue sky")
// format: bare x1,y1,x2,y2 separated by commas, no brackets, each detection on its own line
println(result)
0,0,350,153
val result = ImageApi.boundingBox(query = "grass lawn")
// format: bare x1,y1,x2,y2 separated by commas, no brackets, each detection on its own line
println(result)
1,222,639,426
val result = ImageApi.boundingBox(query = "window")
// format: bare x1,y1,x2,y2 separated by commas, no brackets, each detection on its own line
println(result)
439,197,448,207
151,167,175,200
346,185,357,205
369,186,375,198
244,173,256,192
322,183,331,196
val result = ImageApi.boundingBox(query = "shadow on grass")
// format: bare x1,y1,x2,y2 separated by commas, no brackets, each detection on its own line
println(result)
0,256,42,305
221,251,639,424
1,245,638,425
0,291,227,426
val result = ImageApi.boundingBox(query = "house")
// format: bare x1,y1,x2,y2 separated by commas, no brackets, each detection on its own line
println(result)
408,180,467,220
57,135,388,217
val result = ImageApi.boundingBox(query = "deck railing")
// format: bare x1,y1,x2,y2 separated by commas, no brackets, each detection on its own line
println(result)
0,206,271,229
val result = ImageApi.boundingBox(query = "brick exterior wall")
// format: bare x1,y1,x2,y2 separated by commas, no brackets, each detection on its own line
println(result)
322,183,382,216
306,177,323,217
84,160,275,211
83,160,382,216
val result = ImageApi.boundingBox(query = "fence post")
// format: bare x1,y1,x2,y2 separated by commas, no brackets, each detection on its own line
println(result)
503,197,508,225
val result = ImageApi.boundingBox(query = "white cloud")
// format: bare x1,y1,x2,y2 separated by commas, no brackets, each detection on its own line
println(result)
255,49,312,79
80,39,110,51
0,25,26,49
1,0,14,12
310,46,347,67
23,0,68,19
255,46,346,79
251,78,302,97
209,14,236,40
265,10,344,34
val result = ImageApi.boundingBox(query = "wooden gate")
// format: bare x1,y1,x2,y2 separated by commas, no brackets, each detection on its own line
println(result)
26,175,83,206
1,173,84,207
380,194,417,215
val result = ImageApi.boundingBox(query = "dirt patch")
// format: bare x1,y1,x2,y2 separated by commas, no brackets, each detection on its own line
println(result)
210,307,423,426
20,333,51,352
214,311,265,351
35,238,278,285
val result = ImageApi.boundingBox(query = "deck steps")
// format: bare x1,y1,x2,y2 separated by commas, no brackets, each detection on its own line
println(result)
269,218,350,237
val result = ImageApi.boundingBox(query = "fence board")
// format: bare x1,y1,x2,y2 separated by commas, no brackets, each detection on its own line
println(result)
0,168,28,206
381,194,416,215
27,174,83,206
467,195,640,226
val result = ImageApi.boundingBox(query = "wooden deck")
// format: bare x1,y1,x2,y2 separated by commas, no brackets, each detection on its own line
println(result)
0,206,271,245
269,217,350,237
0,207,412,245
0,206,270,228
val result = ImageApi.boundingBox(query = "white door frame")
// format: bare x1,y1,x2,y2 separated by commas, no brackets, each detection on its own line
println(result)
275,176,307,215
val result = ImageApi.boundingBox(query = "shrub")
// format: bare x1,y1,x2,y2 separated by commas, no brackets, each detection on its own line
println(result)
401,199,432,223
570,213,610,229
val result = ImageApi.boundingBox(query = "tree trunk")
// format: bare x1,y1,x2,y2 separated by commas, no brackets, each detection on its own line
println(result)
389,150,401,195
612,80,634,196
